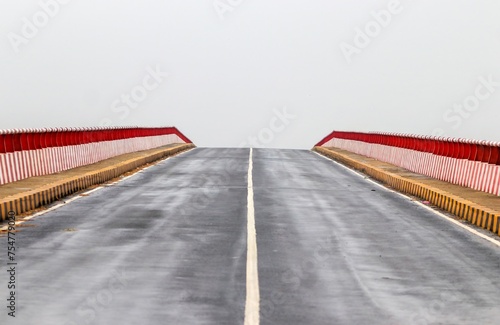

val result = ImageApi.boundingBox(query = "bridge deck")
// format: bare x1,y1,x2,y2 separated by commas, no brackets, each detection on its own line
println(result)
1,148,499,324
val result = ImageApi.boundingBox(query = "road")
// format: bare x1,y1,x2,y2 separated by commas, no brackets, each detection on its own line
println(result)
1,148,500,325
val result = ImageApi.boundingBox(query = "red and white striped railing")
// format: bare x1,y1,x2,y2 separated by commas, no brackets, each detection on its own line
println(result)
0,126,192,185
316,131,500,196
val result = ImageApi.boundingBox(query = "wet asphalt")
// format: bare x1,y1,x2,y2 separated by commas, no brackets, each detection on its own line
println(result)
1,148,500,325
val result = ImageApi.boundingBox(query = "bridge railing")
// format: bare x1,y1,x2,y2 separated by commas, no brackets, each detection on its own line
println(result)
0,126,192,185
316,131,500,196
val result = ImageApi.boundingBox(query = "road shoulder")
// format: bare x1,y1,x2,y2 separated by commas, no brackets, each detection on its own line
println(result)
314,146,500,238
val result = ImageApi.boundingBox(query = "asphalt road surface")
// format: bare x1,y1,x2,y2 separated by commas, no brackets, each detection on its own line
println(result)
1,148,500,325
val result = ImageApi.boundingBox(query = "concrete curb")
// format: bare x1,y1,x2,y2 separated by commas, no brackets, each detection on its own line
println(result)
0,143,194,221
314,146,500,237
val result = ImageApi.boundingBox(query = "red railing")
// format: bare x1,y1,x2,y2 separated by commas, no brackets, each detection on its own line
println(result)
316,131,500,165
0,126,192,185
0,126,192,154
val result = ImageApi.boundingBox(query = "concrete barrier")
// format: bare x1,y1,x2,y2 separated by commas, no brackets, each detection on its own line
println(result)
316,131,500,196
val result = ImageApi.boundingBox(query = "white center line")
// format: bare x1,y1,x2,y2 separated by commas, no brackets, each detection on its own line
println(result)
244,148,260,325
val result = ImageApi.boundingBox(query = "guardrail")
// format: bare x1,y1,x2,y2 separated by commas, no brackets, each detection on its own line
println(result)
316,131,500,196
0,126,192,185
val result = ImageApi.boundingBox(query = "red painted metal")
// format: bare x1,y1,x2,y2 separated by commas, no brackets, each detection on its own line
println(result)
0,126,192,185
315,130,500,196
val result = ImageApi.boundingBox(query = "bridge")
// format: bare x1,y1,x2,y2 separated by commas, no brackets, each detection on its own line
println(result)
1,127,499,324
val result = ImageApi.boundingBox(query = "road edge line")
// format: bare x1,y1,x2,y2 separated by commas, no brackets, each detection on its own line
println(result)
313,148,500,247
0,145,194,228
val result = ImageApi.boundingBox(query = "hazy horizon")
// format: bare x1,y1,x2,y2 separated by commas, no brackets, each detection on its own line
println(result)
2,0,500,149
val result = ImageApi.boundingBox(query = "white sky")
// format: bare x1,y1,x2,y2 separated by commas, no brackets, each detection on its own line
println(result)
1,0,499,149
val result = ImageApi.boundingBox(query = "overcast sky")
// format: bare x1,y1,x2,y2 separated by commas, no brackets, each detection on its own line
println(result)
1,0,499,149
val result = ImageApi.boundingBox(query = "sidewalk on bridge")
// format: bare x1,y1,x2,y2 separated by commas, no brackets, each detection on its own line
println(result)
314,146,500,237
0,143,194,221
